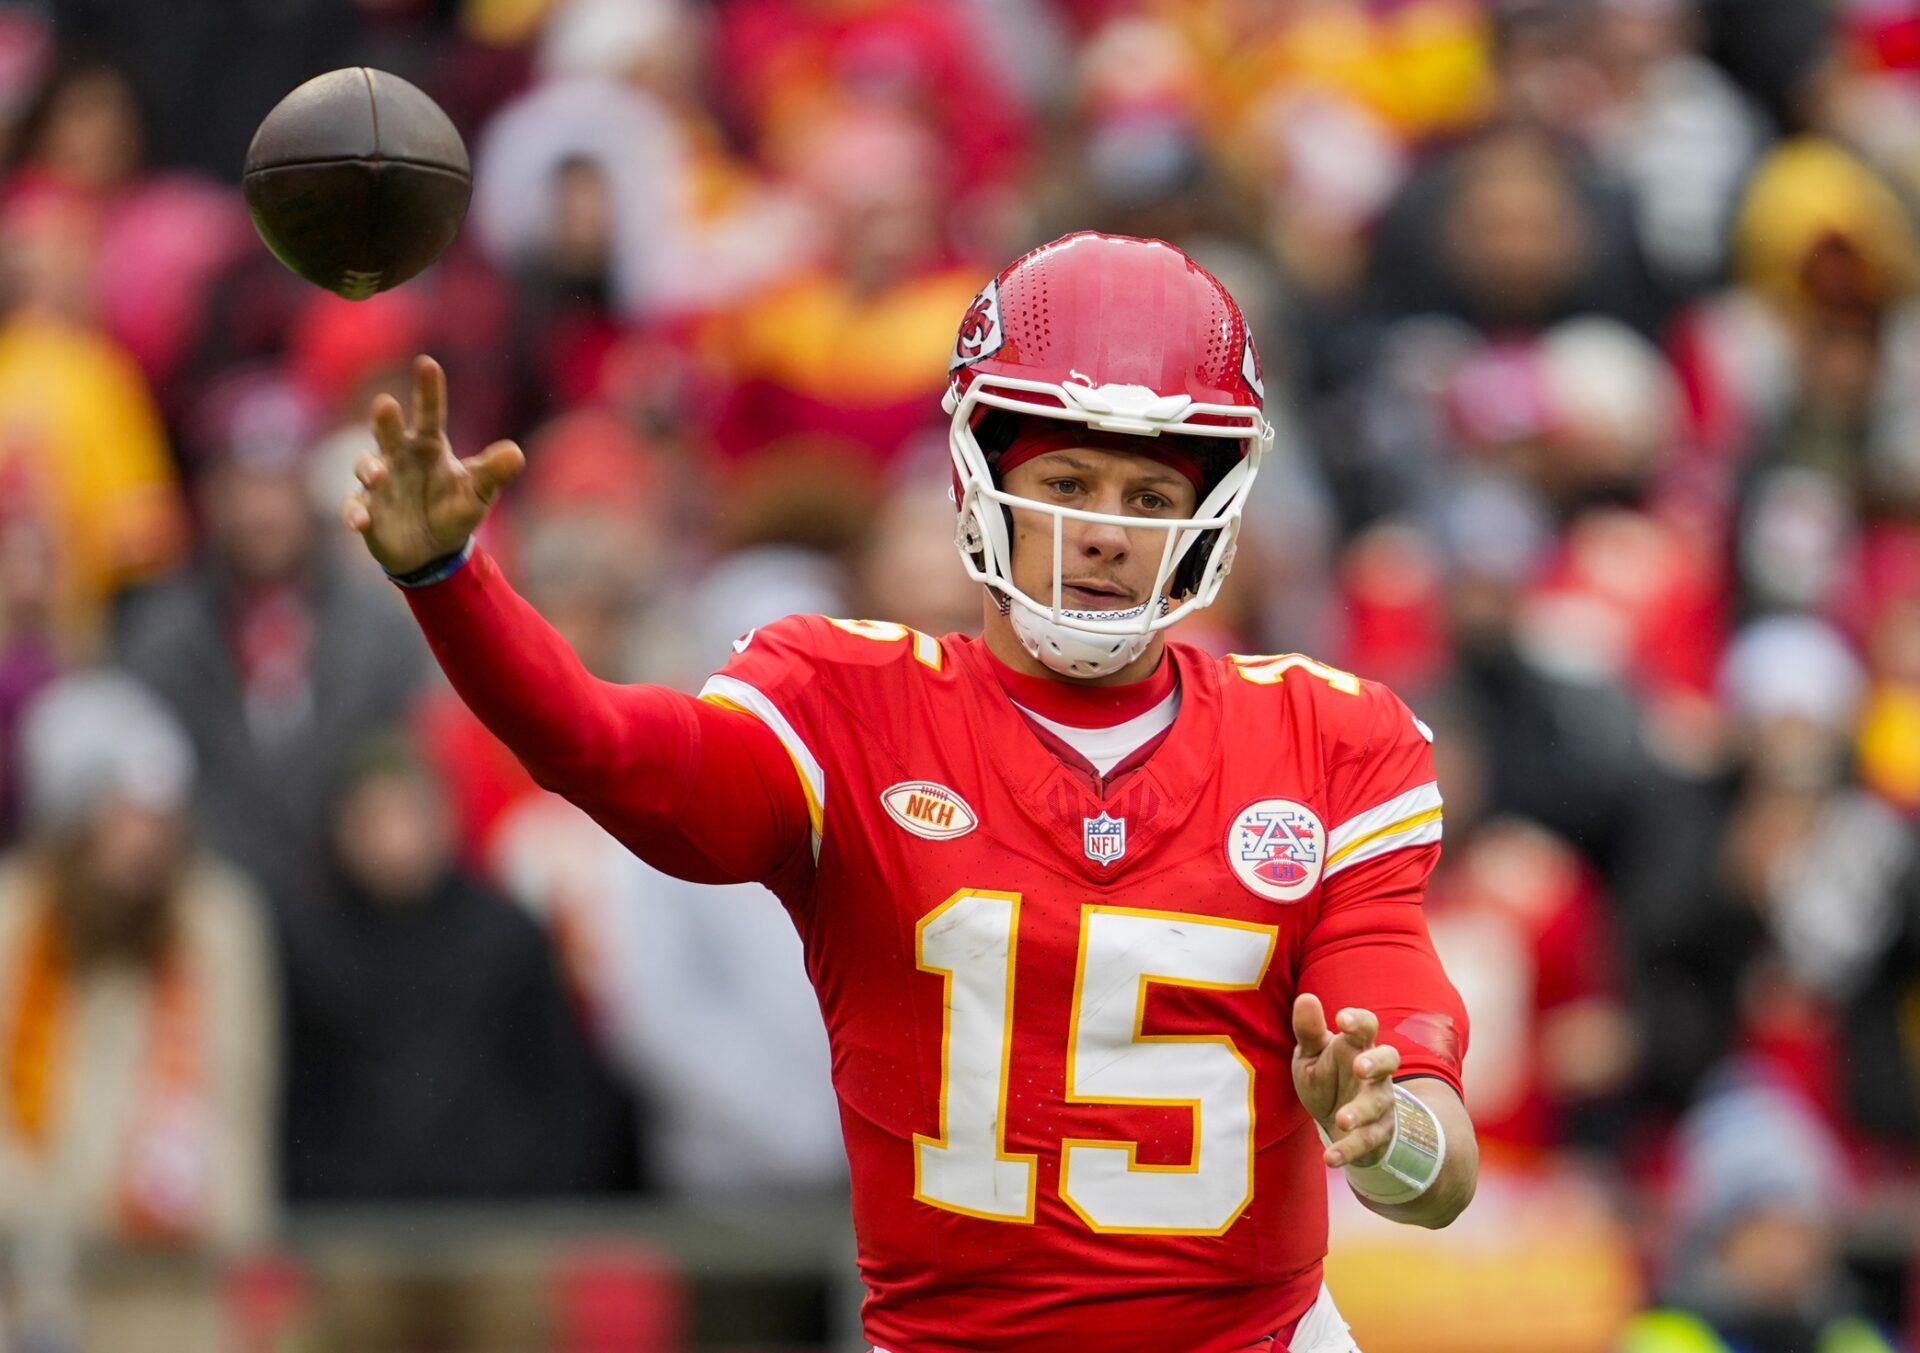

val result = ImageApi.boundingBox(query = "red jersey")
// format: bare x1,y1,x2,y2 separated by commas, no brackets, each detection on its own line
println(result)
403,551,1467,1353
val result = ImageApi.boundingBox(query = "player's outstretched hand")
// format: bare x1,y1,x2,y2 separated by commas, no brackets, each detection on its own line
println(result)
342,355,524,576
1291,993,1402,1170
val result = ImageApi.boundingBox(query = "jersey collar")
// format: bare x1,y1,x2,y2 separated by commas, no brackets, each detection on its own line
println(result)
983,646,1178,728
954,635,1225,879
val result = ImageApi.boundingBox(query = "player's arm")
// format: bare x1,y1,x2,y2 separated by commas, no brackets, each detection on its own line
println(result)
1290,679,1477,1227
343,356,810,884
1291,993,1478,1229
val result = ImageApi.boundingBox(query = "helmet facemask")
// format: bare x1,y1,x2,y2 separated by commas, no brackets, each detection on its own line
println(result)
946,372,1272,678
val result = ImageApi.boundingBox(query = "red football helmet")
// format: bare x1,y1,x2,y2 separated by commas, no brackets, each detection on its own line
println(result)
944,232,1272,676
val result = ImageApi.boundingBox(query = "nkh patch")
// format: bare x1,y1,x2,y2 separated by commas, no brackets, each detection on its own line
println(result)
1226,798,1324,903
880,781,977,841
1083,811,1127,865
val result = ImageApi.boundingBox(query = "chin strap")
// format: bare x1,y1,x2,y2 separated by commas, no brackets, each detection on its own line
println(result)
1010,599,1158,679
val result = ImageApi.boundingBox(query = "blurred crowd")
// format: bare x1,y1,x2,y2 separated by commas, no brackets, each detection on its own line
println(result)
1,0,1920,1348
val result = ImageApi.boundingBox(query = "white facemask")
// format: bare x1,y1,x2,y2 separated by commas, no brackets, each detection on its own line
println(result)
946,373,1270,681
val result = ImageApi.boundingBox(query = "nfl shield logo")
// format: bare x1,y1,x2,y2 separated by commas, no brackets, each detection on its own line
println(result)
1084,812,1127,865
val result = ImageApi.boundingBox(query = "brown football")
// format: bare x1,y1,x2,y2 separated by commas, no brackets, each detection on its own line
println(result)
242,68,470,301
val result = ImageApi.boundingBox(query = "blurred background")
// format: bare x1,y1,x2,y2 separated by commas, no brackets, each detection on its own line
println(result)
0,0,1918,1349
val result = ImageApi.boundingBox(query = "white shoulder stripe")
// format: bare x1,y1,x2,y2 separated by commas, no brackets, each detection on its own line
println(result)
1325,780,1443,878
1325,816,1443,877
699,673,825,862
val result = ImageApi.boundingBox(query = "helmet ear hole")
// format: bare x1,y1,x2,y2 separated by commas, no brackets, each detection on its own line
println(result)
973,409,1025,459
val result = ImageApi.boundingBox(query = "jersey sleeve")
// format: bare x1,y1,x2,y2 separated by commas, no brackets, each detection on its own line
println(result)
401,546,811,886
1297,680,1468,1097
696,617,833,863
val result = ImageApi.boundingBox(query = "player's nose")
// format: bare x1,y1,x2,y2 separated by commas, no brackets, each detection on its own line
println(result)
1074,514,1130,560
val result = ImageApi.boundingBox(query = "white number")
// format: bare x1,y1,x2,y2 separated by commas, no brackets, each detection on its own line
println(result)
913,890,1038,1221
1228,652,1361,694
827,617,943,668
914,896,1278,1235
1062,908,1278,1234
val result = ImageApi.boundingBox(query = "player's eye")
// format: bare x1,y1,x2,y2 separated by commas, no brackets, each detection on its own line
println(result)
1134,492,1173,513
1046,478,1084,497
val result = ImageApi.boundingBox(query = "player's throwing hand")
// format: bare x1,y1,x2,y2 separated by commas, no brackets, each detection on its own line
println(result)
1291,993,1403,1169
342,355,524,576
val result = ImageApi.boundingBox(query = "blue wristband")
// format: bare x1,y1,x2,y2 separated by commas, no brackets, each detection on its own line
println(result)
385,538,475,588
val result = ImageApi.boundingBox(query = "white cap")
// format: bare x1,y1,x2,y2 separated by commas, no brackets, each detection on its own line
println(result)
19,671,194,837
539,0,685,81
1719,615,1866,732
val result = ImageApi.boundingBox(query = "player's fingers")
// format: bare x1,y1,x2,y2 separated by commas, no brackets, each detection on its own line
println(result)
370,395,407,455
1336,1007,1380,1050
1353,1044,1400,1083
354,453,386,490
342,490,372,534
1335,1079,1396,1132
1292,993,1332,1058
1325,1115,1397,1169
467,439,526,503
412,355,445,440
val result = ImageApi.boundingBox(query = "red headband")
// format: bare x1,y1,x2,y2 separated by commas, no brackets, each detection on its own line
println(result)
994,424,1209,494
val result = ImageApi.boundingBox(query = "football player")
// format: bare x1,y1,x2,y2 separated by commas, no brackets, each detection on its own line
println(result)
345,233,1477,1353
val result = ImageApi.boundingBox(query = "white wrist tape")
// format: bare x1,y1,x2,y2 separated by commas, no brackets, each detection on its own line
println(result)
1316,1084,1447,1205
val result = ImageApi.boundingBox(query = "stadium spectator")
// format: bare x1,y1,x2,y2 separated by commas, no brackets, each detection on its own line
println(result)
702,105,982,465
1421,707,1637,1156
712,0,1033,198
0,479,65,844
851,481,987,642
116,373,428,911
0,8,51,165
41,0,362,179
1362,123,1663,347
1619,1061,1898,1353
1670,138,1920,558
491,803,847,1197
0,186,188,651
3,58,250,403
473,0,809,331
0,670,276,1249
1616,617,1913,1120
278,734,635,1202
1496,0,1765,300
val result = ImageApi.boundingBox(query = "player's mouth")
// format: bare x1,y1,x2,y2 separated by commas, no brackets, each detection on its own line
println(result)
1061,580,1136,610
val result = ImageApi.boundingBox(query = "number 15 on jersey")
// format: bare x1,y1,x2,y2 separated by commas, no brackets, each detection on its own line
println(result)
913,889,1279,1236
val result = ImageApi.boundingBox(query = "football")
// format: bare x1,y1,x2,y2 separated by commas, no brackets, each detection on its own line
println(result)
242,68,471,301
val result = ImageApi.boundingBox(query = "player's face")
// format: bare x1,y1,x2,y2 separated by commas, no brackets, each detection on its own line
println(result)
999,447,1200,612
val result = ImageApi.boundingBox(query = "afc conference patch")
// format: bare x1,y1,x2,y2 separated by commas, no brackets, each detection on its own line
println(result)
1084,811,1127,865
1226,798,1325,903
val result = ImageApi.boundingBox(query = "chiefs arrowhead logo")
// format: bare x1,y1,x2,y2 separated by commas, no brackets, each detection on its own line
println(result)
949,279,1004,372
1241,334,1265,403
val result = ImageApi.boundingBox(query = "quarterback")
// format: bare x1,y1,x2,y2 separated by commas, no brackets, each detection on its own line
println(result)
344,233,1476,1352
